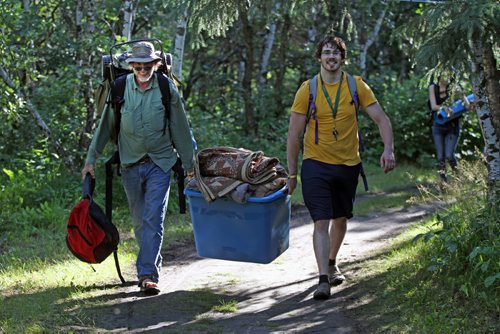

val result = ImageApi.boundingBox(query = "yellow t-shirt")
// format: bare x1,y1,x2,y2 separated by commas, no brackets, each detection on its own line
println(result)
290,72,377,165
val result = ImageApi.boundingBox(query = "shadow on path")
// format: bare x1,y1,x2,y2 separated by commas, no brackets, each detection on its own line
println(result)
63,192,441,333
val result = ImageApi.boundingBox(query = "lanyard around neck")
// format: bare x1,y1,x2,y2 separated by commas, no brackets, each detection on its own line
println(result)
320,72,343,123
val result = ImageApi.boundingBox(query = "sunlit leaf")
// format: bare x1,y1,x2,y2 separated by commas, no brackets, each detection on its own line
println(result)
2,168,15,181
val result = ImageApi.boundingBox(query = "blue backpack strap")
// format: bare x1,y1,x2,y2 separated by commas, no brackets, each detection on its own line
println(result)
307,75,319,144
345,73,363,150
345,72,368,191
346,72,359,112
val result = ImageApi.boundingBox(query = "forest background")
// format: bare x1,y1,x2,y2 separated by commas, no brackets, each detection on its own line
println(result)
2,0,499,179
0,0,499,332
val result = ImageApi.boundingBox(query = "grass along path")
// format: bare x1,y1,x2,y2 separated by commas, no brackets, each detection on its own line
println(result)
1,162,496,333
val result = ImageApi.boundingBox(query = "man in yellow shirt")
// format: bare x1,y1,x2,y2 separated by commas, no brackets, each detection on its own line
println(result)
286,35,395,300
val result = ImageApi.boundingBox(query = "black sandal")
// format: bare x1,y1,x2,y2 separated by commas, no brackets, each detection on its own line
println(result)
139,277,160,295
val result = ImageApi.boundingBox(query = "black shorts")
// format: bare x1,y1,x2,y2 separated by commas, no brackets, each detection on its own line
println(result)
301,159,361,221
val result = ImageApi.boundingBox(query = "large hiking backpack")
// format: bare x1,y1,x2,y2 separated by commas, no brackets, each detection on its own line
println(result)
67,173,125,283
306,71,368,191
94,38,192,214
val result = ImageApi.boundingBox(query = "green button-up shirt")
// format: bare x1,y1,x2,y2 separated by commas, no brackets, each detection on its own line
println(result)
86,73,194,173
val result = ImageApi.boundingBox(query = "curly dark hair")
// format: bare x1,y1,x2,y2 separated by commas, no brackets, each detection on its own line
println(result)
314,35,347,60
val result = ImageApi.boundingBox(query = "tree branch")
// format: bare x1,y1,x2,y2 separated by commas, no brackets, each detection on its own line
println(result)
360,3,387,77
0,65,72,167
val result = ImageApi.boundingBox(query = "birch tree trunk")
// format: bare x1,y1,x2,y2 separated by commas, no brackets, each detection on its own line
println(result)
359,3,387,78
22,0,34,90
303,2,321,81
470,35,500,202
483,38,500,139
86,0,95,35
258,2,280,90
238,1,256,136
76,1,97,154
307,3,319,47
173,9,188,81
76,0,83,37
122,0,134,41
274,3,292,116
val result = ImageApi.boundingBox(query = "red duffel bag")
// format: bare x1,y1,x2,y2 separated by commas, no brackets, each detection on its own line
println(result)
67,173,125,283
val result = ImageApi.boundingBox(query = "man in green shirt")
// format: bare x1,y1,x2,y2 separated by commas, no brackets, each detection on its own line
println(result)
82,41,195,295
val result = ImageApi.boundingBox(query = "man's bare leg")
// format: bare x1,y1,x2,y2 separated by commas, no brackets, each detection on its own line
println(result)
313,219,331,275
329,217,347,260
328,217,347,285
313,219,331,299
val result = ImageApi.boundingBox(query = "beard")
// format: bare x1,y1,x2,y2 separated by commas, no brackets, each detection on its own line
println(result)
136,73,154,83
322,60,341,72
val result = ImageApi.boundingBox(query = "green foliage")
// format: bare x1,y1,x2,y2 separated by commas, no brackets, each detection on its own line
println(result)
360,73,434,165
358,72,483,166
375,231,498,333
414,1,499,71
188,0,241,42
2,0,493,179
211,298,238,313
413,160,499,303
0,160,75,259
345,161,498,333
0,2,497,331
425,203,500,292
353,162,437,215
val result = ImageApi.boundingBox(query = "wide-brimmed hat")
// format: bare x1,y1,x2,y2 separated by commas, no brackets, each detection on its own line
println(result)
126,41,161,63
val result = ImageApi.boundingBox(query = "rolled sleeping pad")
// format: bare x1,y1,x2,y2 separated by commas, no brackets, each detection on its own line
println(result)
435,94,474,125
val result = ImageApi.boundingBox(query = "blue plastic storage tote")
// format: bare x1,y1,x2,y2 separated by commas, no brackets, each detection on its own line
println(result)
185,188,291,264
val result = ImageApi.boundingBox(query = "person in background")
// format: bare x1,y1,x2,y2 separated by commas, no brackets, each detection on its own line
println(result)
82,41,195,295
428,73,471,183
286,35,395,300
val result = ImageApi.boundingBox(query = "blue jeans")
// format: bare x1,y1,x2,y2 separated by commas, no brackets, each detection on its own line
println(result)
432,124,460,179
121,161,171,283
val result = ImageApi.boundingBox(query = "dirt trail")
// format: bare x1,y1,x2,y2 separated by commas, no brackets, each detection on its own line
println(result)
77,199,439,333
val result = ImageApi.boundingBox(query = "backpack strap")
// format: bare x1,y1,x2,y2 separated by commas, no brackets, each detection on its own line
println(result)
307,72,359,146
109,75,127,144
156,72,171,136
346,73,359,113
306,75,319,144
111,73,172,141
113,251,126,285
307,74,318,124
106,80,124,284
345,73,363,150
156,72,187,213
345,72,368,191
82,173,95,200
104,151,125,285
308,72,368,191
429,84,440,126
109,72,187,214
